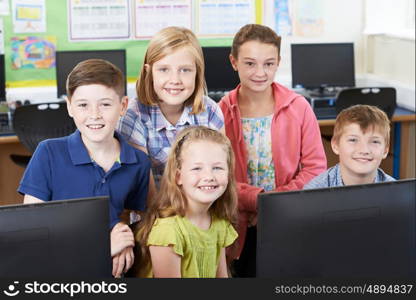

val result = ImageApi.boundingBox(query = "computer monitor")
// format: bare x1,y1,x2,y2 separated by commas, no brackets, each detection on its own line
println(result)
291,43,355,96
257,179,416,278
202,47,240,93
0,197,112,278
0,54,5,101
55,50,126,98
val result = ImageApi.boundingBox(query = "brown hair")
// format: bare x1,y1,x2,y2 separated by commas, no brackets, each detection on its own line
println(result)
135,126,238,274
332,104,391,147
66,58,125,99
136,26,206,114
231,24,281,59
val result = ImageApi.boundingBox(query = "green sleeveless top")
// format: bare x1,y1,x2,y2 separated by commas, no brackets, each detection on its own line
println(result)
141,215,237,278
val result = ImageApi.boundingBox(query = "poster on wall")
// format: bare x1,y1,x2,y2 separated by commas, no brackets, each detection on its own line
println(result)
195,0,255,36
11,36,56,69
0,0,10,15
68,0,130,40
273,0,292,36
292,0,324,37
134,0,192,39
12,0,46,33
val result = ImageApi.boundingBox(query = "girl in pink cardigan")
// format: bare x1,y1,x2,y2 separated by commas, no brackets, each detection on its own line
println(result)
218,24,327,277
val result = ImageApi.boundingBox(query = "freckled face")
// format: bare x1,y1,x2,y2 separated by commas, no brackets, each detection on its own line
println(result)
332,123,389,181
67,84,127,146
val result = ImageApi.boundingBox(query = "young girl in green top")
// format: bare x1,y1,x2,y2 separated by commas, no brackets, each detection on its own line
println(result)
135,126,238,277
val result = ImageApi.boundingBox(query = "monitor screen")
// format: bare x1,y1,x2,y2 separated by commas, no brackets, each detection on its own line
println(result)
55,50,126,98
202,47,240,92
291,43,355,90
0,197,112,278
0,54,5,100
257,179,416,278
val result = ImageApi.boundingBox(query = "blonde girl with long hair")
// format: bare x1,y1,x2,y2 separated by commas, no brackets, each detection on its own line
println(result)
135,126,238,278
118,27,224,189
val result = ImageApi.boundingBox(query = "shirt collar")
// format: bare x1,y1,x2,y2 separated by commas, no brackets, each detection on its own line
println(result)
335,163,386,185
374,169,387,183
334,164,344,186
117,131,138,164
68,130,138,165
154,104,192,131
68,130,91,165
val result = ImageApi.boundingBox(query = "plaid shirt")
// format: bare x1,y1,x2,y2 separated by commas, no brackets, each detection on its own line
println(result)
303,163,396,189
117,96,224,187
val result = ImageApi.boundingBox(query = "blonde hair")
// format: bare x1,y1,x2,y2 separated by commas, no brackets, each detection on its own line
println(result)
134,126,238,273
332,104,391,147
136,26,206,114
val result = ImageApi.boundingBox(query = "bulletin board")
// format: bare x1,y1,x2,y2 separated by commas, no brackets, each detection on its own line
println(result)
2,0,262,88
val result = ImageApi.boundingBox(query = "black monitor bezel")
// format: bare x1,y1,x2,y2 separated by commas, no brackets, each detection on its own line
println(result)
55,49,127,99
0,54,5,100
202,46,240,92
291,42,355,90
257,179,416,278
0,196,112,278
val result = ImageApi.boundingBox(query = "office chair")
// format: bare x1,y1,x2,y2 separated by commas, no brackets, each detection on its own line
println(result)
335,87,397,119
10,102,76,167
319,87,397,143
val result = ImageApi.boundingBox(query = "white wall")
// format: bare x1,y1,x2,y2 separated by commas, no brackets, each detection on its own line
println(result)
369,36,415,85
362,35,415,110
263,0,365,85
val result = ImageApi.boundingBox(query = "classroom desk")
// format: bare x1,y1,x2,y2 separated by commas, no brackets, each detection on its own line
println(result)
0,135,30,205
1,108,415,206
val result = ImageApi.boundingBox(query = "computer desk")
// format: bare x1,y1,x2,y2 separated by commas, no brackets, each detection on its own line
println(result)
0,135,30,205
0,108,415,206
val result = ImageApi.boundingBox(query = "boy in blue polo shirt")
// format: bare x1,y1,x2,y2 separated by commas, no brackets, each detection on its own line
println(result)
304,104,395,189
18,59,151,278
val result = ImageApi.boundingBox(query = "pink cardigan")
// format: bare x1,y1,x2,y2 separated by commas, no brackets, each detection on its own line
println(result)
219,82,327,258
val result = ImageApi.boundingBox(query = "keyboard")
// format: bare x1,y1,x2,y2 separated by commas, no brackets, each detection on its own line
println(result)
309,90,337,98
208,90,227,102
314,106,337,120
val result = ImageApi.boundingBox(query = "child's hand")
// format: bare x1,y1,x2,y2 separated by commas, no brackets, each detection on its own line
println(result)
112,246,134,278
247,212,257,227
110,222,134,256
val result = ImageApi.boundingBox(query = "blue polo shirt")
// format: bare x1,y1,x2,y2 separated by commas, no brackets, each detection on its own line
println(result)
18,130,151,228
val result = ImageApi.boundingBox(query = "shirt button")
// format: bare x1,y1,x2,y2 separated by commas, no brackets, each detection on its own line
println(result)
102,178,106,183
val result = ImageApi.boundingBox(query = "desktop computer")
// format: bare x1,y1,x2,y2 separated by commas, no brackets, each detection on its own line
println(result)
0,197,112,277
291,43,355,95
291,43,355,119
55,50,126,99
257,179,416,278
202,47,240,102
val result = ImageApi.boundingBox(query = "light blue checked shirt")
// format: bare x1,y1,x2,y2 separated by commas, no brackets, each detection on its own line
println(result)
117,96,224,187
303,163,395,189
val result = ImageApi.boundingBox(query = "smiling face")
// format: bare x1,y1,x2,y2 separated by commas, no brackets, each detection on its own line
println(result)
150,47,196,110
332,122,389,184
66,84,127,147
176,141,229,211
230,40,279,94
